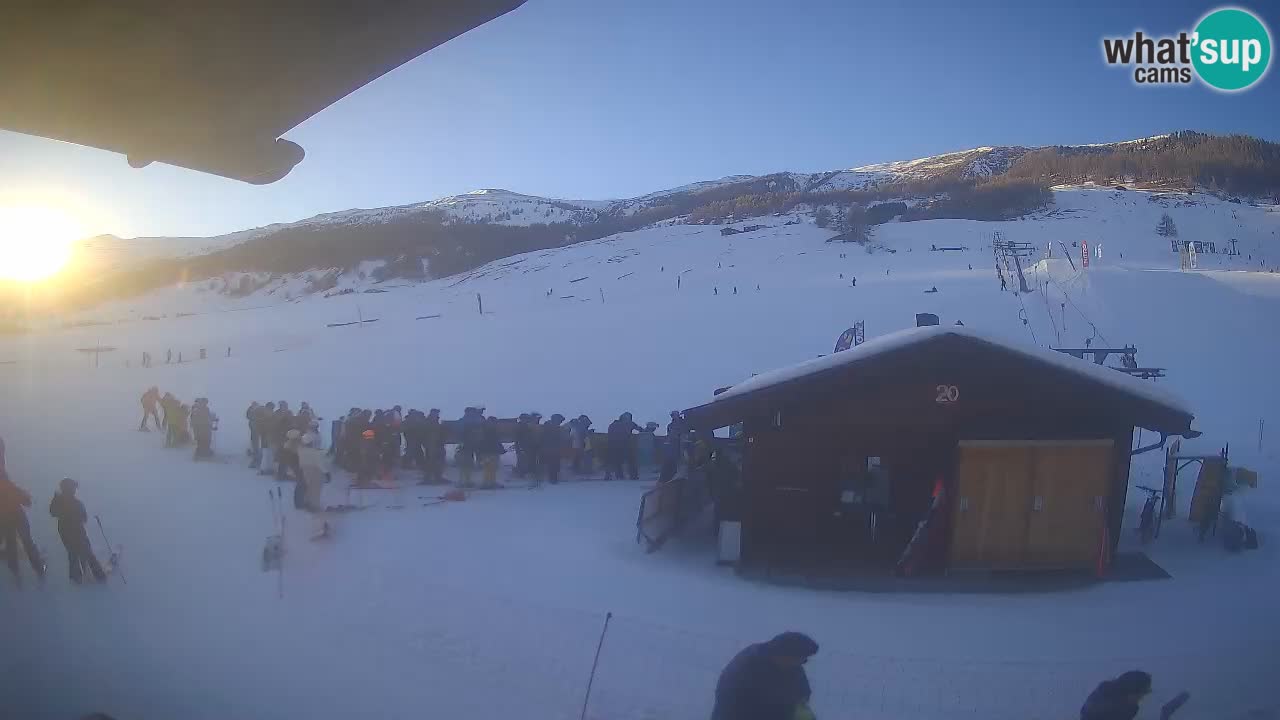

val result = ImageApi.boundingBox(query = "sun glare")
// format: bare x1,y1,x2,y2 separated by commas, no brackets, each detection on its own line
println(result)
0,205,87,282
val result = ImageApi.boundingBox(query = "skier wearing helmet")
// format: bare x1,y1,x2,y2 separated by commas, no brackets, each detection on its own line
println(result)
49,478,106,583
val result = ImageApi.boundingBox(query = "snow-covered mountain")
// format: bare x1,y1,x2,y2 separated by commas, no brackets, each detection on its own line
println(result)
60,144,1055,267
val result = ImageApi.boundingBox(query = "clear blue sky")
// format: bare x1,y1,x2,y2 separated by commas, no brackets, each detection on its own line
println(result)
1,0,1276,239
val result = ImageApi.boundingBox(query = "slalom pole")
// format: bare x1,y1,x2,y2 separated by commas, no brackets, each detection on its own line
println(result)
94,515,127,584
579,612,613,720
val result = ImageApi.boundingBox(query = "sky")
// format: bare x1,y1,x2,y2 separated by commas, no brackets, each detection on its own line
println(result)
1,0,1277,240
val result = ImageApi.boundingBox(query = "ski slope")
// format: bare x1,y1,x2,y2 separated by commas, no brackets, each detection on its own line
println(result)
1,186,1278,720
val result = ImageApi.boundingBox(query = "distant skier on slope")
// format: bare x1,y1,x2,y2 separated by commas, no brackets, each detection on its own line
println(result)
712,632,819,720
48,478,106,584
139,386,162,431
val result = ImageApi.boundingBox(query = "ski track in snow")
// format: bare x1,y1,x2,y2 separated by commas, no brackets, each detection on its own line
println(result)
1,187,1278,720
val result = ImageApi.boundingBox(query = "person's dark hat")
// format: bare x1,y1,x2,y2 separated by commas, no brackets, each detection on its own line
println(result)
1113,671,1153,696
764,632,819,658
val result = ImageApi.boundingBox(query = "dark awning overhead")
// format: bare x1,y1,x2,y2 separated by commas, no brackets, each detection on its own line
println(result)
0,0,526,183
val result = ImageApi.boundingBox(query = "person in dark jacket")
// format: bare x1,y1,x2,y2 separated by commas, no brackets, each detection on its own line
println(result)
272,402,295,478
0,468,45,586
477,416,506,489
422,409,445,484
527,413,544,478
513,414,533,478
48,478,106,583
605,413,643,481
1080,671,1152,720
191,398,216,460
353,429,380,488
569,415,592,474
256,402,277,474
712,632,818,720
139,386,162,431
540,414,566,485
402,409,426,471
457,407,485,486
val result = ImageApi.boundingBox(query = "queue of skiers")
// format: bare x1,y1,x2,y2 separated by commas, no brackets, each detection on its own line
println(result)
140,386,219,460
1,435,110,586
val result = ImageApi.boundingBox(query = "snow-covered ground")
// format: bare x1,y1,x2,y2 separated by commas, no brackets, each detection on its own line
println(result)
2,187,1278,719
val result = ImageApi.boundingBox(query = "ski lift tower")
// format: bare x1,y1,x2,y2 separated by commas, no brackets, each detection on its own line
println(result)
993,232,1035,294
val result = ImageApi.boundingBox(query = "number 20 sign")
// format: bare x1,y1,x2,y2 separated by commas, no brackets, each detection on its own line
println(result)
935,385,959,404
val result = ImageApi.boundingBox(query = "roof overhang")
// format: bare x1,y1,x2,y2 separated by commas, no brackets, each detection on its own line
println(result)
0,0,526,183
683,325,1195,437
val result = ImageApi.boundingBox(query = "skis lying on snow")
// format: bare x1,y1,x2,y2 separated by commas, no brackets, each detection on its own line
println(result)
94,515,126,584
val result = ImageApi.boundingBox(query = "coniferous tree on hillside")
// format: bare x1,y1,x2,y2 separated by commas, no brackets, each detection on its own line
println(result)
1156,213,1178,238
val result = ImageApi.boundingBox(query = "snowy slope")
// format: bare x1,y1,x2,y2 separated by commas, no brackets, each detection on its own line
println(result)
2,185,1278,719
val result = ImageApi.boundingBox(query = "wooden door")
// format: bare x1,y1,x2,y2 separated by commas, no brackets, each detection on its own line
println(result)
951,444,1033,568
1026,441,1113,568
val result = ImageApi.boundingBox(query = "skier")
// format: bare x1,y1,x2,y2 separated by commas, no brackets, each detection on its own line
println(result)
272,402,295,478
712,632,819,720
190,398,217,460
256,402,277,475
540,414,566,485
161,393,180,446
513,414,533,478
139,386,161,431
1080,671,1153,720
281,429,304,485
456,407,485,487
477,416,506,489
401,409,426,471
605,412,644,481
298,432,331,536
353,429,379,488
0,466,45,586
569,415,592,475
48,478,106,584
527,413,544,478
245,401,262,466
423,409,445,484
667,410,688,463
172,403,192,447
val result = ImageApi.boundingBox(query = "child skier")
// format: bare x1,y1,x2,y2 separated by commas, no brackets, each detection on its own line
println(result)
48,478,106,583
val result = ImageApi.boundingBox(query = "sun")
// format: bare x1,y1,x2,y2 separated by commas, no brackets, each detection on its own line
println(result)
0,205,86,282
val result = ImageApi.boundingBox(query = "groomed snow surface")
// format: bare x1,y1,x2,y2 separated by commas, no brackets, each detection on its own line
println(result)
2,187,1278,719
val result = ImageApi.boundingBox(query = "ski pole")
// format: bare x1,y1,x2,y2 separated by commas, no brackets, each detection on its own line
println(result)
94,515,127,584
579,612,612,720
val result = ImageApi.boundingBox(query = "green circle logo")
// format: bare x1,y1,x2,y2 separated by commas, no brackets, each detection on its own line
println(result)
1192,8,1272,91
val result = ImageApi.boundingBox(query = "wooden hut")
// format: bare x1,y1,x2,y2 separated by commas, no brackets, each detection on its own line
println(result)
682,325,1194,575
